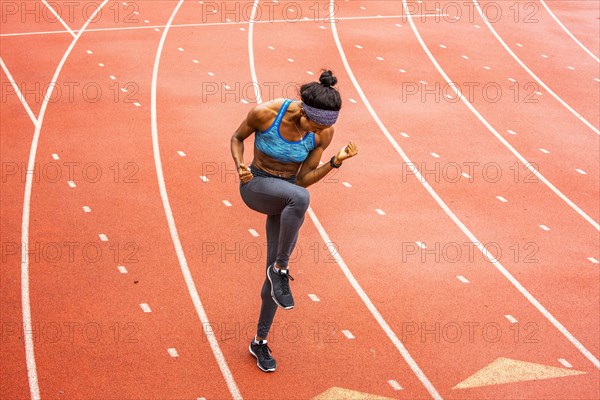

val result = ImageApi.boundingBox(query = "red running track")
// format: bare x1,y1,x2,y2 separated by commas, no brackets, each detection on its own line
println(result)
1,1,598,399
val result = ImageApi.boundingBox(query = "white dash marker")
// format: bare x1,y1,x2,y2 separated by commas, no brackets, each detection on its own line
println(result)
431,152,440,158
539,224,550,231
567,66,575,70
400,132,409,138
419,80,428,85
120,87,128,93
461,172,471,179
240,27,245,31
536,91,543,95
68,180,76,188
342,330,355,339
594,78,600,82
307,70,314,75
224,84,231,90
456,275,469,283
415,241,426,249
539,148,550,154
541,54,548,58
99,234,108,242
144,19,149,23
439,44,447,48
82,206,91,213
200,175,209,182
248,229,259,237
222,200,232,207
376,56,384,61
496,196,508,203
507,129,517,135
268,46,275,50
86,50,93,54
308,293,320,302
575,168,586,175
508,77,516,82
140,303,152,313
287,58,295,62
388,380,403,391
109,75,116,80
133,102,141,107
117,265,128,274
208,72,215,76
154,28,160,32
192,59,199,64
349,98,357,103
484,66,491,70
516,43,523,47
177,151,186,157
177,47,184,52
52,153,59,160
375,209,386,215
241,99,249,104
505,315,518,323
474,24,480,28
167,348,179,358
461,55,469,59
588,257,599,264
395,23,402,27
342,182,352,188
319,25,326,30
98,63,105,67
360,6,366,9
558,358,572,368
399,69,406,73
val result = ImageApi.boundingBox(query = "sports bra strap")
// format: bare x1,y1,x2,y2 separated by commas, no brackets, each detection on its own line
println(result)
273,99,292,128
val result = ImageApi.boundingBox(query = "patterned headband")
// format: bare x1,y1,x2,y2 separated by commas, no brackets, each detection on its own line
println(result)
302,103,339,126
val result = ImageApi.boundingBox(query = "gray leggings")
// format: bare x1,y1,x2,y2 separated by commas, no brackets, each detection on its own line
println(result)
239,165,310,338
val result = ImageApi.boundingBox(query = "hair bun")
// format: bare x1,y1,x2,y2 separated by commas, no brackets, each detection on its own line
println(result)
319,70,337,88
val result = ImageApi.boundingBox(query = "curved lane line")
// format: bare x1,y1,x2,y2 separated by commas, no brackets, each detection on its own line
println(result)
329,0,600,369
149,1,242,399
249,1,443,399
473,0,599,135
400,1,600,231
21,3,109,398
539,0,599,63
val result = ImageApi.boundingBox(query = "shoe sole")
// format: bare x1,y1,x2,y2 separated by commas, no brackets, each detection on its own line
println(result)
248,344,276,372
267,266,294,310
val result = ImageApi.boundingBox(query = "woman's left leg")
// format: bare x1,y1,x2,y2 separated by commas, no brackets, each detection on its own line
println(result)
257,214,280,340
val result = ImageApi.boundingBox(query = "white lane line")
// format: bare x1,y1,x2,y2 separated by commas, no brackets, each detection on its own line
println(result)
177,151,186,156
248,229,259,237
388,380,403,390
308,293,320,302
342,182,352,188
42,0,76,38
167,348,179,357
539,0,599,63
344,0,600,369
412,0,600,231
505,315,518,323
117,266,128,274
0,58,39,126
82,206,91,213
0,14,448,38
496,196,508,202
99,234,109,241
575,169,586,175
67,180,76,188
456,275,470,283
559,358,573,368
342,329,355,339
539,224,550,231
588,257,599,264
415,241,426,249
200,175,209,182
152,2,241,398
473,0,599,136
375,209,386,215
140,303,152,313
52,153,60,160
222,200,232,207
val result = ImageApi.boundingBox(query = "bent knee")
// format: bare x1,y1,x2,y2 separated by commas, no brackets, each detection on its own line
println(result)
292,187,310,211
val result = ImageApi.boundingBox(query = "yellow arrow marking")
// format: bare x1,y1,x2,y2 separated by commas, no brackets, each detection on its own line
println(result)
454,357,586,389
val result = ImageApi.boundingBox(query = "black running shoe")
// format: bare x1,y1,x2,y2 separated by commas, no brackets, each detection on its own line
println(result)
267,263,294,309
249,339,276,372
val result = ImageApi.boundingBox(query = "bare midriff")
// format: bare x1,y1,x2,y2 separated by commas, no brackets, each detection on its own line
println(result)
252,145,302,178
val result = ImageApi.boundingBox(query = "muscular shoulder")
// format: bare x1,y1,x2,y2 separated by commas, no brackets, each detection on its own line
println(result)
315,126,334,149
247,98,287,132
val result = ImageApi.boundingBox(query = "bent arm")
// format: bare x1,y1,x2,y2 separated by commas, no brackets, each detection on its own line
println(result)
296,128,340,188
231,106,262,169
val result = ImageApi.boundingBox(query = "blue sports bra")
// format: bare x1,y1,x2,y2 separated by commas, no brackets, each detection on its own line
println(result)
254,99,316,163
